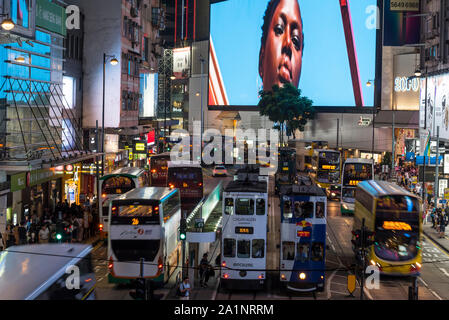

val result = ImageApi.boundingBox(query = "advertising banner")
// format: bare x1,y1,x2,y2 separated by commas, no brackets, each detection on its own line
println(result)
173,47,191,79
419,74,449,140
390,0,420,11
209,0,377,108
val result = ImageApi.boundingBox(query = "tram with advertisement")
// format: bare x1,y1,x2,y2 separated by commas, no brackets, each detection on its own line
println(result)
107,187,182,285
310,149,341,196
279,175,327,292
167,162,204,212
352,180,422,276
275,147,297,195
340,158,374,215
149,152,171,187
220,169,269,290
99,167,148,238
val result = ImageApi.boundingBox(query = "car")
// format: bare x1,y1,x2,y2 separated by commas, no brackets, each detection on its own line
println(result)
327,185,341,201
213,165,227,177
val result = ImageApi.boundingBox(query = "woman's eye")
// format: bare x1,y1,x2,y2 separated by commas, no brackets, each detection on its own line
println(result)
292,36,301,50
274,24,284,35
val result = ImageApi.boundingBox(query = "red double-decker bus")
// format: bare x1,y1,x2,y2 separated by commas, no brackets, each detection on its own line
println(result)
149,153,170,187
167,162,204,212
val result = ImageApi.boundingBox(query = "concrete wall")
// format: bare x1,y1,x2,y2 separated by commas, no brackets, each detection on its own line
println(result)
301,113,393,153
79,0,122,129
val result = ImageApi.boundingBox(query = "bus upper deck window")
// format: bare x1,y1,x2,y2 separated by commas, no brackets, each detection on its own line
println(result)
283,200,292,219
236,198,254,215
294,201,313,219
316,202,325,219
225,198,234,215
256,199,265,215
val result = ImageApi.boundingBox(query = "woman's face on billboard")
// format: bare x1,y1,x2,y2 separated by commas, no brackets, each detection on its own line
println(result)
259,0,303,91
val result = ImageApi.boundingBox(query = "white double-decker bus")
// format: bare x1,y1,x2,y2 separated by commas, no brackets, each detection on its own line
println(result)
340,158,373,215
220,170,268,290
107,187,181,286
99,167,148,238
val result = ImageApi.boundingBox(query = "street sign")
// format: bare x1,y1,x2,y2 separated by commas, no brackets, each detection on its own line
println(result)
195,218,204,228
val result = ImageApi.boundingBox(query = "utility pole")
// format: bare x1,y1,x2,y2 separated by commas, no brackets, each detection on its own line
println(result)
391,110,395,180
95,120,100,218
336,118,340,150
435,126,440,206
360,218,366,300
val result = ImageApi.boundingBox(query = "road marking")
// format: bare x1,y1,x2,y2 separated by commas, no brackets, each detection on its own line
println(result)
439,267,449,278
418,277,443,300
423,235,449,259
331,244,336,252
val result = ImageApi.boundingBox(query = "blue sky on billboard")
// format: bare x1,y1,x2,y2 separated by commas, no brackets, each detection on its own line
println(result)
209,0,377,107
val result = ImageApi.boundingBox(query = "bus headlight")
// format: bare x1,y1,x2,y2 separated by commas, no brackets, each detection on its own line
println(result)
299,273,306,280
342,204,348,210
281,274,286,280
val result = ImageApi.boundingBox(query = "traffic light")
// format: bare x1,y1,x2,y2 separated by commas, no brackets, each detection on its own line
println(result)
363,230,375,248
351,230,362,248
179,219,187,241
130,278,146,300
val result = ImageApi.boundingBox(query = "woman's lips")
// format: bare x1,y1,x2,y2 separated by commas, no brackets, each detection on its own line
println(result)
278,65,291,84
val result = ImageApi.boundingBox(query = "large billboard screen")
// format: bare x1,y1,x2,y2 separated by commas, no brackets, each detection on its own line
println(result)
420,74,449,141
209,0,378,108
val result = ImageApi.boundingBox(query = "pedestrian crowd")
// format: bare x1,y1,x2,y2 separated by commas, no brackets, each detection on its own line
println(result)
0,199,97,251
429,205,449,238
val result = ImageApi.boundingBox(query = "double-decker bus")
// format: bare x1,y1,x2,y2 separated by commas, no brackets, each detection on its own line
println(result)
310,149,341,192
275,147,297,194
288,140,328,172
340,158,374,215
107,187,182,285
149,153,170,187
352,180,422,276
99,167,148,238
167,162,204,212
220,172,268,290
0,244,96,300
279,175,327,292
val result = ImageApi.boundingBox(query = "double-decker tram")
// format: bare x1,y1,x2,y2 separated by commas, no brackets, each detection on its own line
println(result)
99,167,148,237
167,162,204,212
340,158,373,215
149,152,171,187
352,181,422,276
279,176,327,292
220,171,268,290
275,147,297,194
107,187,182,285
310,149,341,192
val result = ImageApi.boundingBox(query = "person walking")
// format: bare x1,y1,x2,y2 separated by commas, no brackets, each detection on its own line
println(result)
83,208,90,240
77,214,84,243
38,224,50,244
17,221,27,245
439,213,446,238
88,210,94,237
199,253,210,288
179,277,191,300
0,229,4,252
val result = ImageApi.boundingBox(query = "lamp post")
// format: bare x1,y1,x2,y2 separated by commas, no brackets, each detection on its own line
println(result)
101,54,118,176
200,55,205,159
366,79,376,161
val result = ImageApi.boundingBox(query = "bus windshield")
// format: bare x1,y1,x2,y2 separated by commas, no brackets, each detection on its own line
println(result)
152,158,168,170
111,203,160,224
319,152,340,166
102,176,135,195
169,168,203,187
343,163,373,186
374,195,420,262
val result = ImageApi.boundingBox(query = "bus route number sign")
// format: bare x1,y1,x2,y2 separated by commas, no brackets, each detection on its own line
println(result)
297,230,310,238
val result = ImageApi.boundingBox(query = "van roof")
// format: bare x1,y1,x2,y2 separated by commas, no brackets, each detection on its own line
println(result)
0,244,92,300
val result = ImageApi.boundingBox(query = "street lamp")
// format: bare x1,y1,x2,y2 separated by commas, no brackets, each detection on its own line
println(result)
0,14,15,31
101,53,118,176
366,79,376,161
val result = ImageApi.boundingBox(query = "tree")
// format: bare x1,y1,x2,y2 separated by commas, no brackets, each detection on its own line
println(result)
381,152,392,168
258,83,314,145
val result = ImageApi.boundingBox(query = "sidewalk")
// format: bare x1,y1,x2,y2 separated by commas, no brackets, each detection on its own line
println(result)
422,223,449,253
165,241,221,301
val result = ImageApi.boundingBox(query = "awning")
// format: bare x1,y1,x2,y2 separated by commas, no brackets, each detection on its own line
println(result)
374,110,419,128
